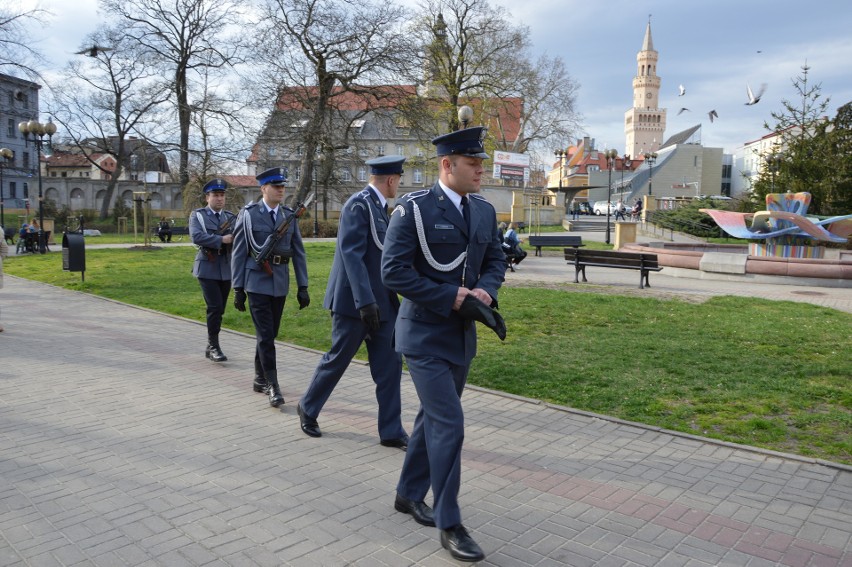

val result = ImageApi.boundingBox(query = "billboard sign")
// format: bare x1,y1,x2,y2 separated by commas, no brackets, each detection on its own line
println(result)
493,151,529,182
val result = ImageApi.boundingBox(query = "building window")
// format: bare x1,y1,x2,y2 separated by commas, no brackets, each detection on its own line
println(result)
267,146,276,157
9,182,17,198
413,168,422,184
340,168,351,182
416,147,424,158
7,119,15,138
397,145,404,156
376,145,384,156
296,146,303,156
357,166,367,182
23,152,30,169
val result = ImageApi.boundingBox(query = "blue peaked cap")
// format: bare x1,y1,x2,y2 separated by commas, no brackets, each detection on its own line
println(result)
203,178,228,193
256,167,288,186
365,155,406,175
432,126,489,159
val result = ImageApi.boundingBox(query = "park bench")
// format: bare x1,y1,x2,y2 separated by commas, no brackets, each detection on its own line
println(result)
527,234,583,256
150,225,189,241
564,248,662,289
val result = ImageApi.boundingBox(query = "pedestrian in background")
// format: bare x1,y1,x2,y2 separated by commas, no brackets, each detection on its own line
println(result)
189,178,236,363
297,155,408,449
231,167,310,407
381,127,506,563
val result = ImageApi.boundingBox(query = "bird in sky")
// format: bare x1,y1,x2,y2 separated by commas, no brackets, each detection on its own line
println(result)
677,107,690,115
745,83,767,105
678,84,686,96
708,110,718,123
75,45,113,57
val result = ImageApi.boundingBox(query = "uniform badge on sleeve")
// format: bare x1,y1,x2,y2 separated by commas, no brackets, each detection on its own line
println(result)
392,204,406,217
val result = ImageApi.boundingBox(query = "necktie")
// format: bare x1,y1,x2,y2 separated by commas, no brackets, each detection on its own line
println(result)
461,196,470,229
214,211,220,224
270,210,276,226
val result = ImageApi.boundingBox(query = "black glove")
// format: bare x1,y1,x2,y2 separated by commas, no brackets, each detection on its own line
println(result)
297,286,310,310
359,303,381,334
233,288,246,312
457,294,506,341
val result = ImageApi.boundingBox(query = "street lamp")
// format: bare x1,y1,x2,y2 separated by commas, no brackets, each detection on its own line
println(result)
18,118,57,253
458,105,473,129
554,149,566,214
621,154,631,203
604,149,618,244
643,151,657,196
0,147,13,229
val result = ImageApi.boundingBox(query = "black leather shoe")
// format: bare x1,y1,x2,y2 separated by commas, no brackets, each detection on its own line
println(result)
297,403,321,437
253,375,268,393
440,524,484,562
380,435,409,450
394,494,435,527
268,386,284,408
206,345,227,362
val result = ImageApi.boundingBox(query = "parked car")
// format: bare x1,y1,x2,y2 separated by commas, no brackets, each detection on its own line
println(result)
578,202,594,215
593,201,616,216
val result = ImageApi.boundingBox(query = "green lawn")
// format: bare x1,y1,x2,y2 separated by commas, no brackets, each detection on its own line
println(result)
5,244,851,464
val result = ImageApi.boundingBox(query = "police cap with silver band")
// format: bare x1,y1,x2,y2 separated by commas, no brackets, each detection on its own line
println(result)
431,126,489,159
256,167,288,186
203,178,228,193
365,155,406,175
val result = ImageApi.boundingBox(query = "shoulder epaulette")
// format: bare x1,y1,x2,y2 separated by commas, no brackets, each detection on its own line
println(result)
244,202,258,210
470,194,488,202
403,189,430,201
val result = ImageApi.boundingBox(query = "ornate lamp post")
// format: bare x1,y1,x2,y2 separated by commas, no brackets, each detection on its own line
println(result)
458,105,473,129
621,154,631,201
18,118,57,253
605,149,618,244
554,148,566,214
643,151,657,196
0,147,13,229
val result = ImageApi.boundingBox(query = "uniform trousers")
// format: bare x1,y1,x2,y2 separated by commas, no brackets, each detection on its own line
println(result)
300,312,405,440
396,355,469,529
247,292,286,375
198,278,231,338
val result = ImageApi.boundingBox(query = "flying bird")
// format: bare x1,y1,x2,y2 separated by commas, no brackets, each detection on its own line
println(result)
745,83,767,105
677,107,690,115
678,84,686,96
708,110,718,123
75,45,113,57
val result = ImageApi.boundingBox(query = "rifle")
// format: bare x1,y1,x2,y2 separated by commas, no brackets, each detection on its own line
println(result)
203,215,235,262
254,193,315,275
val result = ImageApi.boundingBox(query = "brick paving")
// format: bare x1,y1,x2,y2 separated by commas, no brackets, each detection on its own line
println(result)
1,272,851,566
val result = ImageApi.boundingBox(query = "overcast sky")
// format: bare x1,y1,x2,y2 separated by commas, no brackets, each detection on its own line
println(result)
19,0,852,158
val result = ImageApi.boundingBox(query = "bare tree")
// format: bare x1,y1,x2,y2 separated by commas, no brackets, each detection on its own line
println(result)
0,2,50,79
50,26,171,218
100,0,246,191
248,0,414,201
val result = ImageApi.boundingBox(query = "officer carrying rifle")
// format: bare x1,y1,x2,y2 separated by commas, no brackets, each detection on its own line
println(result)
230,167,310,408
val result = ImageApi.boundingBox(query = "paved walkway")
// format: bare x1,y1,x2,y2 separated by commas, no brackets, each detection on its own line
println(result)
1,232,851,566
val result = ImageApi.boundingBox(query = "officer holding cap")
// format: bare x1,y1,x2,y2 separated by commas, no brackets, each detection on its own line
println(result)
381,127,506,562
231,167,310,408
189,178,237,362
297,155,408,449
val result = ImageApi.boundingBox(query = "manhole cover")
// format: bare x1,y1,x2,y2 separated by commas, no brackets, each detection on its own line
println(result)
791,291,827,296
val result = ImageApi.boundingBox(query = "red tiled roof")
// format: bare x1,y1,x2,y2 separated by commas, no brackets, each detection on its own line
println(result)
223,175,257,188
44,152,93,167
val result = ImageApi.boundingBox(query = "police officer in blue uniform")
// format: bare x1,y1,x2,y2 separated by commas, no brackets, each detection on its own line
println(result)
297,155,408,449
189,178,237,362
381,127,506,562
231,167,310,407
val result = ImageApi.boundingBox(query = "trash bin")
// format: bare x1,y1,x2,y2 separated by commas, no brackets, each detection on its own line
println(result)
62,232,86,281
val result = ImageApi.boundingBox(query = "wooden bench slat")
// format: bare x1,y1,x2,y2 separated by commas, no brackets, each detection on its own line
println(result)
527,235,583,256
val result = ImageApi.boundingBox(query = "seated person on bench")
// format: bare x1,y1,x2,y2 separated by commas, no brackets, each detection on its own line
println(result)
502,221,527,266
157,218,172,242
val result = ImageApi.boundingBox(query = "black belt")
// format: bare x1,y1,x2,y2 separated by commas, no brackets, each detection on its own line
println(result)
269,255,289,265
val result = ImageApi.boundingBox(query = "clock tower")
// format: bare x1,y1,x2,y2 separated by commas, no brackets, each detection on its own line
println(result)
624,19,666,157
